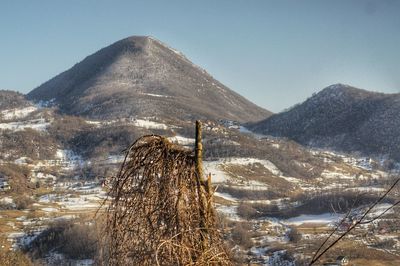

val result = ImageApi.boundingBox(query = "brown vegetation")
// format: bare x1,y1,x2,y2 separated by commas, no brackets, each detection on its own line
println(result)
102,135,231,265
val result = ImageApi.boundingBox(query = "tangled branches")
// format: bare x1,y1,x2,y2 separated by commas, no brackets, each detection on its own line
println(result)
102,135,231,265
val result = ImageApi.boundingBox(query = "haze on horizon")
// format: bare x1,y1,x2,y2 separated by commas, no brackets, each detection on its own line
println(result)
1,0,399,112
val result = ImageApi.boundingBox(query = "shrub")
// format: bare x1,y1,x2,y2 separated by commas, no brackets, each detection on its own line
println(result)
218,185,280,200
60,224,97,259
287,226,302,243
14,195,33,210
237,203,258,220
231,222,253,249
26,219,99,260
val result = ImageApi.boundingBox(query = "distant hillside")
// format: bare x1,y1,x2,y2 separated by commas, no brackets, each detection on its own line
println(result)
28,36,271,122
0,90,30,110
250,84,400,161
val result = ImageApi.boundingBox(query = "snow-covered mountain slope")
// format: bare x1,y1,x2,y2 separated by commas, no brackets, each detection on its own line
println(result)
250,84,400,162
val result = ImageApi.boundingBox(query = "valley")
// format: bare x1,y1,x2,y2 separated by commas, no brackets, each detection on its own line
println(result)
0,103,399,265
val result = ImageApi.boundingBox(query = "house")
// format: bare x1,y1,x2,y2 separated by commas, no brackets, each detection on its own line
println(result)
0,177,11,191
323,256,349,266
336,256,349,265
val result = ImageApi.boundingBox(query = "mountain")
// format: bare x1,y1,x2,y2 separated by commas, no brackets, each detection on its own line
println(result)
250,84,400,161
27,36,271,122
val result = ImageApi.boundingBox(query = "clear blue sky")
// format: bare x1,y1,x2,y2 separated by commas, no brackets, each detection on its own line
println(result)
1,0,399,112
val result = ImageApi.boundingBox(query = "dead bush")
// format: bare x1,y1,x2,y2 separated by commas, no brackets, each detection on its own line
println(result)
26,219,98,260
287,226,302,243
14,195,33,210
231,222,253,249
237,202,258,220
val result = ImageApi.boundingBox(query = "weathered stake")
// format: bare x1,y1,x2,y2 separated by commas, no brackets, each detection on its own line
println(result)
195,120,204,182
195,120,210,246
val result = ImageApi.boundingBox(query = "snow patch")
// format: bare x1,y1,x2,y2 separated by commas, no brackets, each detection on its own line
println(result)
142,93,171,98
204,160,231,183
285,213,343,225
1,106,37,120
215,205,242,221
0,118,50,131
226,158,282,176
168,135,195,146
132,119,168,130
239,126,267,139
214,192,239,202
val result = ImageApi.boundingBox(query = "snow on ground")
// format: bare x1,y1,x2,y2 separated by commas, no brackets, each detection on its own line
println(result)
141,93,171,98
38,182,105,211
0,196,14,204
168,135,195,146
238,126,267,139
0,118,50,131
85,117,174,130
367,203,394,218
215,205,242,221
285,213,343,225
56,149,79,161
271,143,280,149
36,98,55,108
226,183,271,191
0,106,37,120
14,157,30,164
205,157,283,183
132,119,168,130
251,246,269,257
39,194,59,203
105,155,125,164
30,172,57,183
321,169,354,179
52,149,84,170
7,232,25,240
279,176,301,184
44,252,95,266
225,158,282,176
58,196,100,211
85,120,102,127
343,156,374,170
246,198,290,206
214,192,239,202
42,207,58,212
345,187,386,192
267,250,295,266
204,160,231,183
18,230,43,247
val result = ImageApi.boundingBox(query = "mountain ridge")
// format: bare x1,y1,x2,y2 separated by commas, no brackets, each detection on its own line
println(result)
28,36,271,122
250,83,400,161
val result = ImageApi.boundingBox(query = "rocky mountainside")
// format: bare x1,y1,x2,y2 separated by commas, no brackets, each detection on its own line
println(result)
250,84,400,161
28,36,271,122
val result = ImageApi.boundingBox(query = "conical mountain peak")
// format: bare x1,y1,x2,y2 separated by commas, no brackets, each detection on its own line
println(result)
28,36,271,122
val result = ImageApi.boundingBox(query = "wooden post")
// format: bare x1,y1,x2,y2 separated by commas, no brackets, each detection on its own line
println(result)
195,120,209,247
195,120,204,182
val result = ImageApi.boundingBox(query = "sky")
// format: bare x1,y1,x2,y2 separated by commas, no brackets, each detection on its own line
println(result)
1,0,400,112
